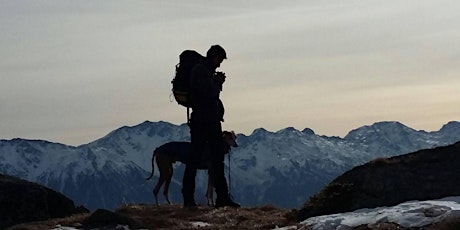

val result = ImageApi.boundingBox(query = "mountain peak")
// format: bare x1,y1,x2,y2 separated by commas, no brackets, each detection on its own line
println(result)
251,128,270,135
370,121,408,130
302,128,315,135
440,121,460,132
344,121,411,140
438,121,460,139
278,127,299,133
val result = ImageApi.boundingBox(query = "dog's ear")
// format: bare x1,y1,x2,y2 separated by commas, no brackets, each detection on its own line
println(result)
231,131,236,139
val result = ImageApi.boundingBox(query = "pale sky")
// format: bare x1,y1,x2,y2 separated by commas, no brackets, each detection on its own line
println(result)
1,0,459,146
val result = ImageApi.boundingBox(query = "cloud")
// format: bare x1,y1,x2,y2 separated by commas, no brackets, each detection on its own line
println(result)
1,0,460,145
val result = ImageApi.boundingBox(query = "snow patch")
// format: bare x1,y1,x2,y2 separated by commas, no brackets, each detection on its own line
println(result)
191,221,211,227
293,196,460,230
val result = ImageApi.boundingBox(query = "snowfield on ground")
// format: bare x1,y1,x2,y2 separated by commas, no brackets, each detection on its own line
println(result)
282,196,460,230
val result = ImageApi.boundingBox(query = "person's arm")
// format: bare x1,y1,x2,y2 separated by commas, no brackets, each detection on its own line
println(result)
190,64,222,99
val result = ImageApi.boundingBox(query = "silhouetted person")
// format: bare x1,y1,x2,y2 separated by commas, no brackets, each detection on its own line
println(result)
182,45,240,208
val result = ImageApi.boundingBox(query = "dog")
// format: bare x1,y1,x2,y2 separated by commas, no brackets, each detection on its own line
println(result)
145,131,238,206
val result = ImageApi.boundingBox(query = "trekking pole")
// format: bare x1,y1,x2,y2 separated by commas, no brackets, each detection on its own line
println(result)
186,107,191,126
228,150,233,199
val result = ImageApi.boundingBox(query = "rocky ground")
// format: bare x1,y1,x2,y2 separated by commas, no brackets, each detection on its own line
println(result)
7,203,460,230
8,204,298,230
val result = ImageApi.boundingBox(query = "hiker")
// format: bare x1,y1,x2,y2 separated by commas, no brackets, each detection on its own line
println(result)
182,45,240,208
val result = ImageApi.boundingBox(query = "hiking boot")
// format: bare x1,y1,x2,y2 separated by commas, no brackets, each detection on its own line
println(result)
215,197,240,208
183,194,197,208
183,200,197,208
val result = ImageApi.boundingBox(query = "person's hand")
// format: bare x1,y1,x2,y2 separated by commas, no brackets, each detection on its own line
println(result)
215,72,226,84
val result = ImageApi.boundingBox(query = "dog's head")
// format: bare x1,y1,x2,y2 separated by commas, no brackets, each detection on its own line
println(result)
222,131,238,148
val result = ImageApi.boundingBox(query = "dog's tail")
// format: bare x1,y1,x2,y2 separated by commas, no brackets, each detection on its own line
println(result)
145,148,157,180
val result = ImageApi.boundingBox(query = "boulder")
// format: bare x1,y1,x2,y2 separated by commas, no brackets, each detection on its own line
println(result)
298,141,460,220
0,174,87,229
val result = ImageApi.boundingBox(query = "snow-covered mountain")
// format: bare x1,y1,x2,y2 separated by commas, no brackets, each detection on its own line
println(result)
1,121,459,210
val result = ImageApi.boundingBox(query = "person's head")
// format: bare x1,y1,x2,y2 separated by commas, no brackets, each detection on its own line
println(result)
206,45,227,68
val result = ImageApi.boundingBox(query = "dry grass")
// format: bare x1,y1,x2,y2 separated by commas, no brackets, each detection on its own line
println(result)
8,204,460,230
8,204,298,230
115,204,297,229
7,213,88,230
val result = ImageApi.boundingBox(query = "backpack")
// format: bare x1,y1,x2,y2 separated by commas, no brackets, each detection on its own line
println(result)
171,50,204,108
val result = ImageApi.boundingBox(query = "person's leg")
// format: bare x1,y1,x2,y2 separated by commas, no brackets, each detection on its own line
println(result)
208,123,240,208
212,149,228,199
182,165,197,206
182,122,204,207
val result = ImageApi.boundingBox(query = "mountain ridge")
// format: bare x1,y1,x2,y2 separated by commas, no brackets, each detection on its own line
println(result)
1,120,459,210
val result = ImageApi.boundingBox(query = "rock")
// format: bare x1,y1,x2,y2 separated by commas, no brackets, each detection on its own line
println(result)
298,141,460,221
81,209,139,229
0,174,87,229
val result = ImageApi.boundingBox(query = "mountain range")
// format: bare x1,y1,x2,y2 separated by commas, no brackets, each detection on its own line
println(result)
1,120,459,210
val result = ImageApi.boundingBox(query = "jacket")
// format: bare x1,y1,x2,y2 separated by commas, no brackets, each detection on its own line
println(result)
189,60,223,124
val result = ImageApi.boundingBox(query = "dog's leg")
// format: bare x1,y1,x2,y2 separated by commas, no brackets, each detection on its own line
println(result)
206,167,215,206
163,163,173,205
153,176,164,206
147,149,161,206
154,153,172,206
156,154,174,205
206,176,214,206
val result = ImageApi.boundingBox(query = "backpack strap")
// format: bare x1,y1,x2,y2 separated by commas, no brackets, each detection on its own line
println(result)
187,107,191,126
